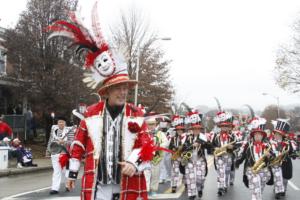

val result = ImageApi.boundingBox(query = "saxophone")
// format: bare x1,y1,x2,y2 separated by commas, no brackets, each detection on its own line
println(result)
251,146,271,174
171,145,183,160
181,150,193,166
270,146,289,167
214,141,236,157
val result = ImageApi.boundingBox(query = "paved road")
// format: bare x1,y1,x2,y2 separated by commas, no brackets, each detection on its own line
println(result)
1,157,300,200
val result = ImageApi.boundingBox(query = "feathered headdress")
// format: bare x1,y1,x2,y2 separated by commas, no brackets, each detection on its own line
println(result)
46,2,136,95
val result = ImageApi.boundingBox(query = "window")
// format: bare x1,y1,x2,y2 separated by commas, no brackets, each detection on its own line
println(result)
0,48,6,74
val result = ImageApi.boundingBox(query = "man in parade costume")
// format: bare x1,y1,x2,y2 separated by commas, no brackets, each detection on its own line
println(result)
159,119,172,184
183,111,211,199
47,116,74,195
269,119,295,199
47,3,154,200
212,111,237,196
169,115,186,194
144,116,168,196
235,117,272,200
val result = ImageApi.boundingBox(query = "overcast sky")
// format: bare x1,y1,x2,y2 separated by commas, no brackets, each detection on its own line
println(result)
1,0,300,111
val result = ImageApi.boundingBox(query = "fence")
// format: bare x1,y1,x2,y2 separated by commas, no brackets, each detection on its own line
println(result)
3,115,27,141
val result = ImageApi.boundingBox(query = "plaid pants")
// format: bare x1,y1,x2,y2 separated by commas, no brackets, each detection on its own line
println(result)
171,160,181,188
271,166,285,194
215,154,232,189
185,161,197,197
246,167,271,200
194,157,206,191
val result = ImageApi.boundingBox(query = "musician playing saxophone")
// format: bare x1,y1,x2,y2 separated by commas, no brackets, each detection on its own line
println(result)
169,115,186,194
235,117,272,200
269,119,295,199
144,116,168,197
185,111,212,199
211,111,238,196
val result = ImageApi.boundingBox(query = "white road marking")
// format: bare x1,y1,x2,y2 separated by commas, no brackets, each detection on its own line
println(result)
2,186,51,199
288,180,300,191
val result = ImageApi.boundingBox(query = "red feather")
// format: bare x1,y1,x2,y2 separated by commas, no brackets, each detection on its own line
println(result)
139,141,156,162
59,153,70,168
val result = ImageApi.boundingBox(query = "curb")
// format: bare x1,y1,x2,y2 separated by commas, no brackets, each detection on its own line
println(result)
0,166,52,178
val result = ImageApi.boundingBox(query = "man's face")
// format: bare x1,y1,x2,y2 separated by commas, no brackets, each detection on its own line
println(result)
254,132,263,142
220,126,232,132
274,132,283,142
57,120,66,130
176,129,184,135
192,127,201,135
147,123,157,132
107,83,129,106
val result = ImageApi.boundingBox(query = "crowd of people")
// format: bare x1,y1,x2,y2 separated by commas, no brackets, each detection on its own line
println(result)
2,2,299,200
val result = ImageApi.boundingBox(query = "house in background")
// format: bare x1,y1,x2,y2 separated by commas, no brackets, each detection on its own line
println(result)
0,26,27,115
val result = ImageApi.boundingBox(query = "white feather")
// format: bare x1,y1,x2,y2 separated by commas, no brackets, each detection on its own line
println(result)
47,31,74,40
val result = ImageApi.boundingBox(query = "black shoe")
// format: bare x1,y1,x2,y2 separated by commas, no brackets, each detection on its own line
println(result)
230,182,234,186
172,187,177,193
198,190,203,198
217,189,224,196
275,193,281,199
280,192,286,197
189,195,196,200
65,187,70,192
224,187,228,193
49,190,59,195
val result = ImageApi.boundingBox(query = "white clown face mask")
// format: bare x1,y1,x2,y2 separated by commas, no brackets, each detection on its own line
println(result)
94,51,116,77
190,114,200,124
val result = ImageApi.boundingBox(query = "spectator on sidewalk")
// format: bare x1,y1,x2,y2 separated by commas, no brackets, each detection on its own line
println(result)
25,107,33,139
0,114,13,141
11,138,38,168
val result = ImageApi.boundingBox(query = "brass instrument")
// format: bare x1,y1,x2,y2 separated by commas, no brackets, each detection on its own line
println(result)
181,151,193,166
152,151,163,165
171,145,183,160
251,146,271,174
270,146,289,167
214,141,236,157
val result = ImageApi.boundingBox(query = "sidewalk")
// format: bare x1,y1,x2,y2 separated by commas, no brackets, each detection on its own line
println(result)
0,158,52,177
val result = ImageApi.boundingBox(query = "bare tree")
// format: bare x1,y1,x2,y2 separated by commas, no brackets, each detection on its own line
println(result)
275,19,300,93
111,8,174,113
4,0,92,120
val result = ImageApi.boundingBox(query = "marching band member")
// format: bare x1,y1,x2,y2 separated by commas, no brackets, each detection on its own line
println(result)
169,115,186,194
186,111,212,199
229,120,244,186
212,111,237,196
269,119,295,199
47,116,73,195
144,116,169,196
235,117,272,200
159,119,172,184
47,3,155,199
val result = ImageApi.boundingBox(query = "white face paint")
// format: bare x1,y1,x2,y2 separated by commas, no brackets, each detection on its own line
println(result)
94,51,115,76
219,113,226,121
190,114,200,124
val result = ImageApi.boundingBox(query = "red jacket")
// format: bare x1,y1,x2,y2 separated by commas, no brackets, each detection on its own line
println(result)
0,121,13,138
68,101,153,200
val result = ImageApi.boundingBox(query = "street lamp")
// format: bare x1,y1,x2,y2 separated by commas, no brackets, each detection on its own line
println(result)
134,37,171,106
262,92,280,118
